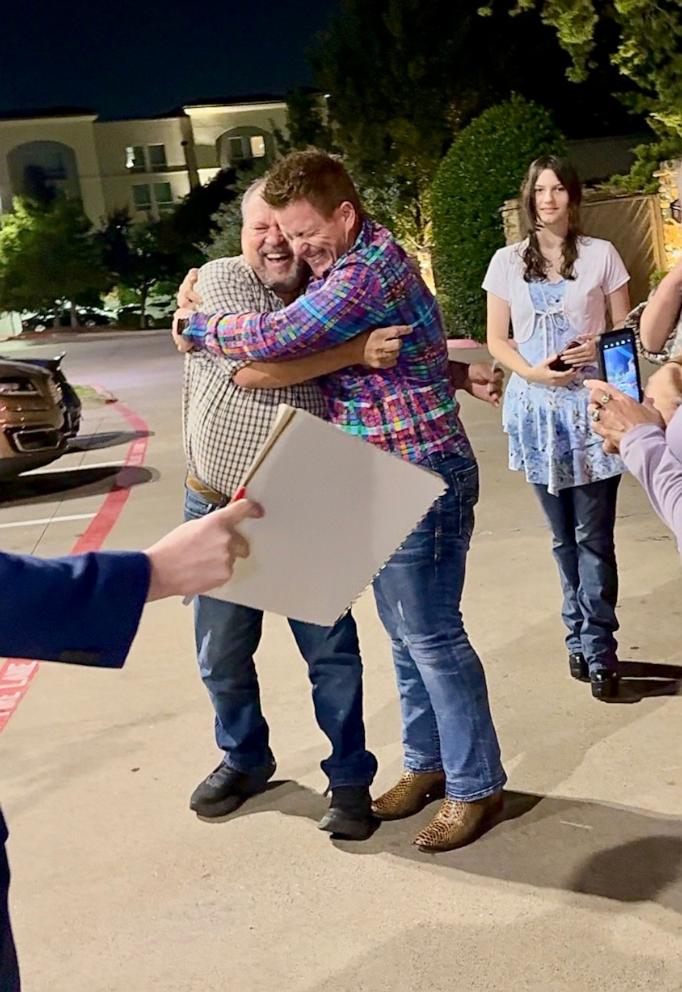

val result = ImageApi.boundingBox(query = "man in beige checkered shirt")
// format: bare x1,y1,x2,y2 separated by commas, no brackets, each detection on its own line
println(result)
177,179,402,840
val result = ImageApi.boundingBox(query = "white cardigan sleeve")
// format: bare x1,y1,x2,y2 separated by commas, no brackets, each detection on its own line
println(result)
482,248,511,302
603,242,630,295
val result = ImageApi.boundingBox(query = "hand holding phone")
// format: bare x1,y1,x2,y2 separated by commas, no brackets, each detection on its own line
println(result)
548,341,581,373
597,329,643,401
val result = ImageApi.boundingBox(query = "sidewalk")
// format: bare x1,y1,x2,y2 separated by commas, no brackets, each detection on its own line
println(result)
0,328,168,349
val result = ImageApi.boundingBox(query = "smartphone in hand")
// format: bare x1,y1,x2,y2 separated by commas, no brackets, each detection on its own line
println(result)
597,329,643,401
548,341,581,372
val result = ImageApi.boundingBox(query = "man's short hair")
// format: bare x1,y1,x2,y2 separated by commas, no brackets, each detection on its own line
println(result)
240,177,267,219
263,149,362,218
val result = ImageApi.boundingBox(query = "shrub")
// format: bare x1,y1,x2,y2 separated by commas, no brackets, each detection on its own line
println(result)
431,95,565,339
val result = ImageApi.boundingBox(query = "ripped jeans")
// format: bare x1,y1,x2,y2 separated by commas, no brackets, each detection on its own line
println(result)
372,453,506,802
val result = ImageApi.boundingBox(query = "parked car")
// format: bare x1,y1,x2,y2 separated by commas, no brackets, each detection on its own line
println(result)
75,307,113,328
21,307,113,332
115,299,175,329
2,352,82,437
0,358,67,478
114,304,154,329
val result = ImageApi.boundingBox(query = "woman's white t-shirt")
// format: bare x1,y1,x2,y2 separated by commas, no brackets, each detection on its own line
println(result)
482,236,629,342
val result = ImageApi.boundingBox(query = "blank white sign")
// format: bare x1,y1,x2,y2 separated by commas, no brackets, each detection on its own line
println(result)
204,406,446,624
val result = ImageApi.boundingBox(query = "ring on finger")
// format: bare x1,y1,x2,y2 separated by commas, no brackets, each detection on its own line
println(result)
600,393,611,405
590,408,601,422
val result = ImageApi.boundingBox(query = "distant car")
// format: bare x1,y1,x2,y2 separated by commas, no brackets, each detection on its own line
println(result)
114,304,154,329
2,352,82,438
0,358,67,478
76,307,112,328
21,307,113,332
115,300,174,329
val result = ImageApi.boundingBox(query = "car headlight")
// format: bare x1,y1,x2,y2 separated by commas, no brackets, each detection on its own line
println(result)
0,377,38,395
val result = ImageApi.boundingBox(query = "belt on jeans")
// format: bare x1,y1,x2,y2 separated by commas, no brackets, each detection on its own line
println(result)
185,472,229,506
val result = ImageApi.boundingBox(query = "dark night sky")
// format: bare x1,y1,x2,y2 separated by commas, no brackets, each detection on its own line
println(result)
0,0,340,119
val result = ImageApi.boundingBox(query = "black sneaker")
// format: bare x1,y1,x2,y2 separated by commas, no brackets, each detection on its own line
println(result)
190,757,276,818
568,652,589,681
318,786,376,841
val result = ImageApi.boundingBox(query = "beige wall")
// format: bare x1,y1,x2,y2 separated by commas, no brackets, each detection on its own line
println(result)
0,101,289,226
184,102,288,171
95,116,193,218
0,115,106,222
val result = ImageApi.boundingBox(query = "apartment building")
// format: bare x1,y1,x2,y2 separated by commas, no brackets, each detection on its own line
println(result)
0,97,289,224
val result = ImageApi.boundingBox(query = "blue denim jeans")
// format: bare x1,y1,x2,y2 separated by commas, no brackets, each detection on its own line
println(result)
184,488,377,788
533,475,621,672
372,453,506,802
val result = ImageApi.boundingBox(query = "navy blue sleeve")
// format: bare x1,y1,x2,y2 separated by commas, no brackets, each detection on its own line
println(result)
0,550,151,668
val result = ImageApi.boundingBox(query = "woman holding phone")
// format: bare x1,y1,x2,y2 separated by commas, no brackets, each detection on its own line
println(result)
484,156,631,699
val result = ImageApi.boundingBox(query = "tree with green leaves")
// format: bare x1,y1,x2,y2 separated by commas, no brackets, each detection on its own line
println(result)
431,96,565,339
302,0,631,257
201,162,269,262
97,209,175,328
496,0,682,189
274,88,335,156
0,196,107,326
155,167,240,274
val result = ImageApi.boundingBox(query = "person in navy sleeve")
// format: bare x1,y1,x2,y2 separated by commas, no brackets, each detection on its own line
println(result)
0,498,261,991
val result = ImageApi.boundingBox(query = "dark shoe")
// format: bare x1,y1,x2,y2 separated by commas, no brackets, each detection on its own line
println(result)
569,652,589,682
414,790,504,852
371,770,446,821
318,786,376,841
590,667,619,701
190,757,276,818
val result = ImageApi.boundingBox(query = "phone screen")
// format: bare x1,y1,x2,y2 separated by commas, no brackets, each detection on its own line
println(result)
601,333,641,401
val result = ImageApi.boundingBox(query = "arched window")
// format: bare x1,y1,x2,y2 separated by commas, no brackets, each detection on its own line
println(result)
216,127,275,169
7,141,81,202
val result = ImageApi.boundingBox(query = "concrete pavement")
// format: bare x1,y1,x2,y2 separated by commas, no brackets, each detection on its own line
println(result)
1,333,681,991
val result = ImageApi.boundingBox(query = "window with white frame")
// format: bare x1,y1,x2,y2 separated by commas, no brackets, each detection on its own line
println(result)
148,144,168,170
126,145,146,171
154,182,173,213
126,143,168,172
132,181,174,216
228,136,247,161
250,135,266,158
132,183,152,211
219,131,269,167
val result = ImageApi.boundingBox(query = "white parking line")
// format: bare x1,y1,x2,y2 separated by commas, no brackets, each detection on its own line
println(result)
0,513,96,530
25,460,124,474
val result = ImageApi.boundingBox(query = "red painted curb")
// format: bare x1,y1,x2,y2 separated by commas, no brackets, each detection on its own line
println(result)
0,398,150,732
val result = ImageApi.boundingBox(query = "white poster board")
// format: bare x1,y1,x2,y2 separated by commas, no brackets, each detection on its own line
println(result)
204,406,446,624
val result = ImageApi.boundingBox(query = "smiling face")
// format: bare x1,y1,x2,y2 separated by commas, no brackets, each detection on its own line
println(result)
240,191,307,295
533,169,571,228
273,198,359,278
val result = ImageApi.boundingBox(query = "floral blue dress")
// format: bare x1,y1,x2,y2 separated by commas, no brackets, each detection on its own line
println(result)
502,279,623,495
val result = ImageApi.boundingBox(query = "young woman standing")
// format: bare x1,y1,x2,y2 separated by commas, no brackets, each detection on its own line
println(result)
484,156,631,699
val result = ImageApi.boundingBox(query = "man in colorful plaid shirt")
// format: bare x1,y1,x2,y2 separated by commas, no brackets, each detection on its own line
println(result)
178,180,412,842
183,150,507,852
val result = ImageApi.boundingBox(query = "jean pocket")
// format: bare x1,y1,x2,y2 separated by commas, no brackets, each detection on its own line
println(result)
184,488,217,521
446,461,480,505
438,462,478,547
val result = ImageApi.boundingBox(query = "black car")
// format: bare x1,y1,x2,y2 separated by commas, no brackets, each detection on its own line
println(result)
0,352,81,437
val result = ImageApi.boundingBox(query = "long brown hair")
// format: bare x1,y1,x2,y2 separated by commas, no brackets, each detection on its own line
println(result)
520,156,583,282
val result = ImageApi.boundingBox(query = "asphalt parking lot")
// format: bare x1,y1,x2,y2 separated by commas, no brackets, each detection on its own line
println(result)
1,332,681,991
